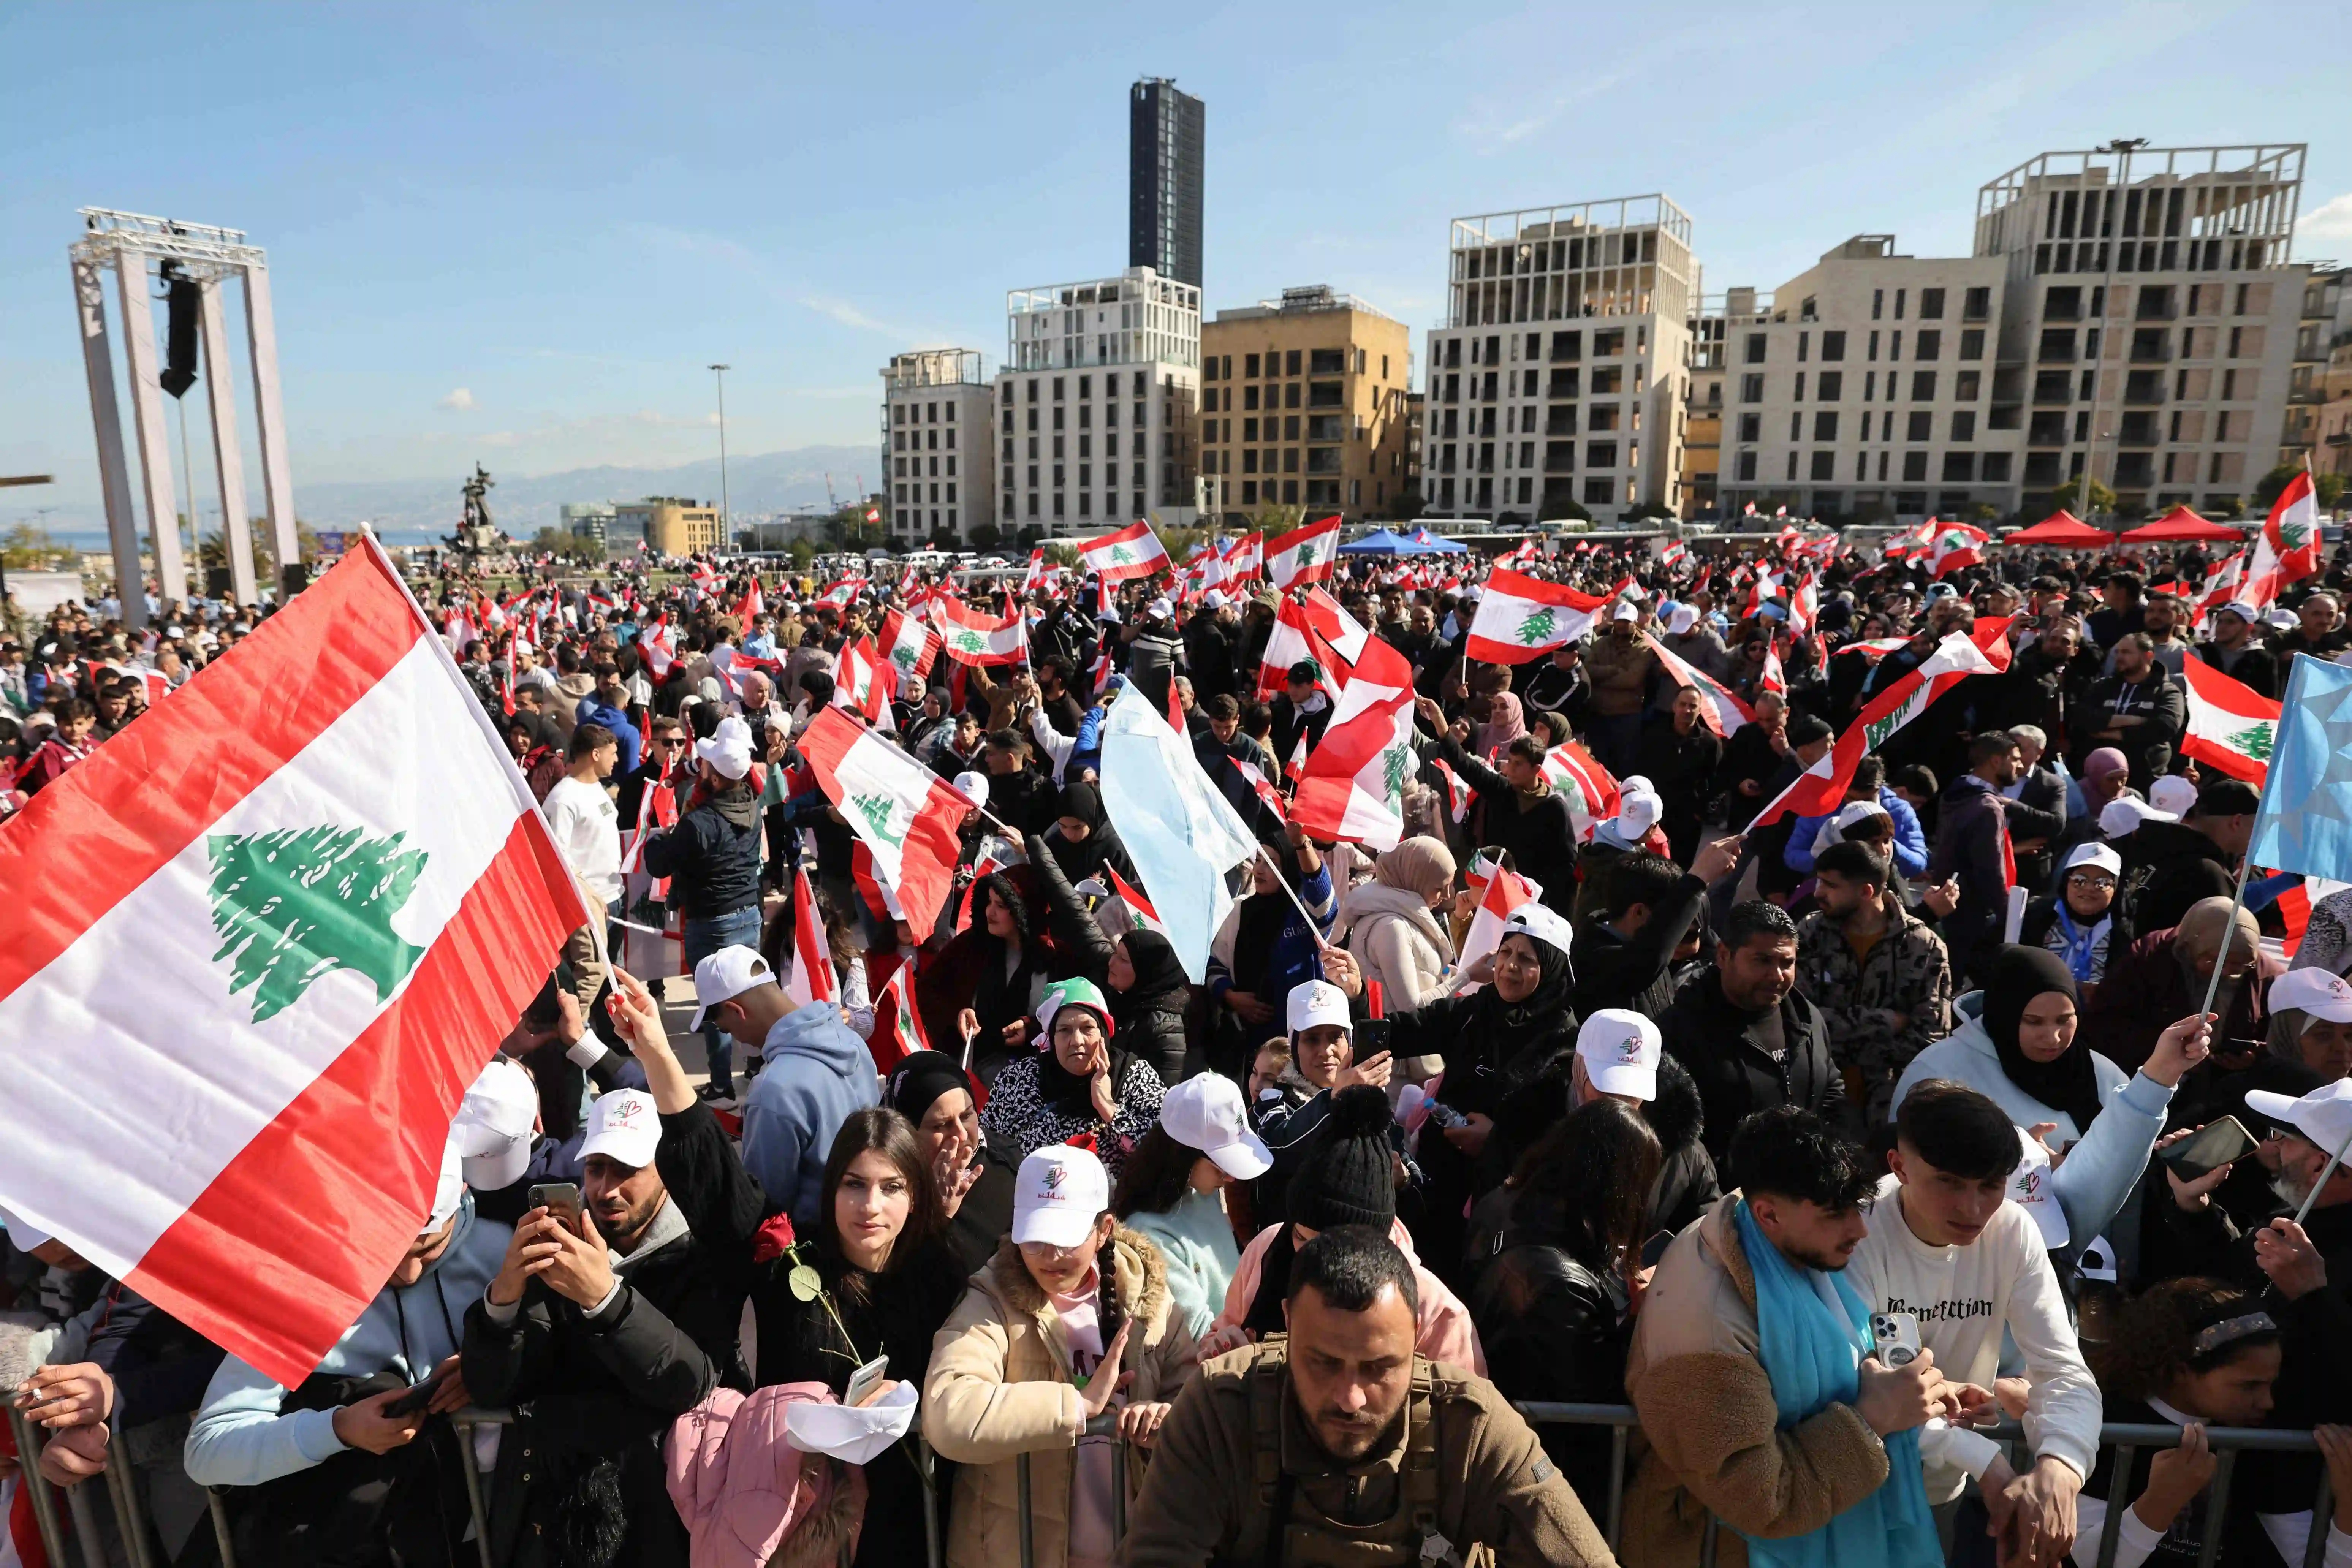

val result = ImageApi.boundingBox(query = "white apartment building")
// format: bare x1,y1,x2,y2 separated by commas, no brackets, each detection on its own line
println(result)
1714,237,2014,521
1421,196,1697,526
883,348,995,543
996,265,1201,536
1977,143,2314,516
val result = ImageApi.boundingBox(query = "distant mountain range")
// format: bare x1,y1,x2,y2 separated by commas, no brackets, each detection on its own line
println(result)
36,444,880,547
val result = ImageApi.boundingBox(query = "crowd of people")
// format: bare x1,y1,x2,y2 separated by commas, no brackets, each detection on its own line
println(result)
14,517,2352,1567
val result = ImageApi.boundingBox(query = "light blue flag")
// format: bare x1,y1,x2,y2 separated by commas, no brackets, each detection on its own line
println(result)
2249,654,2352,879
1098,679,1263,983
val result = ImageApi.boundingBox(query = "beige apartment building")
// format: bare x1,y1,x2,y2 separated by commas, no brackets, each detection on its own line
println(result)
882,348,995,543
613,497,722,556
1198,285,1415,523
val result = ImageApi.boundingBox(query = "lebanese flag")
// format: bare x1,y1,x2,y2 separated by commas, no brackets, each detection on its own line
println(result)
1255,597,1344,700
1742,570,1783,620
1833,636,1912,663
1455,867,1541,988
929,598,1027,666
1429,757,1473,824
1108,866,1163,931
1752,619,2013,829
1758,644,1787,697
1543,740,1621,842
877,607,940,685
2195,551,2246,627
956,833,1027,933
1266,516,1342,590
833,636,895,730
639,616,677,680
1928,523,1989,579
1657,541,1687,568
1641,631,1755,737
783,865,840,1009
0,537,586,1386
798,707,967,934
867,960,928,1073
736,575,765,624
1223,531,1263,581
2245,470,2322,609
1021,549,1051,595
2177,650,2280,784
1231,755,1289,823
1464,569,1609,662
1291,638,1418,851
1080,521,1170,584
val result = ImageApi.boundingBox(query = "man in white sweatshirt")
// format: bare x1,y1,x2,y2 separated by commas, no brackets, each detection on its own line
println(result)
1849,1079,2102,1568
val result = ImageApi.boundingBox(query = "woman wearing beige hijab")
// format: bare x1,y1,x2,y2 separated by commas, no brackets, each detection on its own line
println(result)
1336,835,1459,1014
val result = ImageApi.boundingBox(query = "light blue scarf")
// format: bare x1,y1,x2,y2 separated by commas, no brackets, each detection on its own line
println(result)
1733,1199,1941,1568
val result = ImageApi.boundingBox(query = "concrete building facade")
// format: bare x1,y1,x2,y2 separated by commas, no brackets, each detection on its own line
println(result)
996,266,1201,536
1420,196,1697,527
1198,286,1415,523
883,348,996,544
614,497,720,556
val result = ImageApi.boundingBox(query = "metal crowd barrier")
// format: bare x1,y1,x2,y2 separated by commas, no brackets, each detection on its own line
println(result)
17,1394,2340,1568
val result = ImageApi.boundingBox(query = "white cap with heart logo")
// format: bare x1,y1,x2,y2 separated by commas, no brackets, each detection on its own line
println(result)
1576,1008,1661,1101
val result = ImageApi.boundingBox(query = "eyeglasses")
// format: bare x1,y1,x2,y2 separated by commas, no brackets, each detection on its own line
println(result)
653,736,687,749
2065,874,2116,890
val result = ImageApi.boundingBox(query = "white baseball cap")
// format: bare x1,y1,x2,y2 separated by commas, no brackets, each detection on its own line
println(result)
2272,968,2352,1025
2063,842,2124,878
424,1138,467,1234
1611,600,1641,622
2217,600,2260,625
1501,902,1575,962
2010,1126,2070,1250
953,770,991,809
1159,1074,1273,1179
2246,1078,2352,1157
2148,775,2200,817
689,945,777,1032
2100,795,2177,838
1576,1008,1661,1101
1604,785,1663,843
695,715,755,781
2077,1233,2118,1283
452,1057,539,1190
581,1088,663,1168
1147,597,1174,620
1204,589,1229,609
1287,979,1352,1038
1011,1144,1111,1248
0,1204,54,1253
1665,604,1698,635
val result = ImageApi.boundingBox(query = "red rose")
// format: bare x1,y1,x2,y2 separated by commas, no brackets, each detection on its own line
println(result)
751,1211,798,1264
1064,1133,1099,1155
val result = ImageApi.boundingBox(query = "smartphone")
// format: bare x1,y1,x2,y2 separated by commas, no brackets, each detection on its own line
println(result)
382,1369,448,1418
2158,1116,2257,1180
527,1181,584,1230
1640,1229,1676,1269
1355,1017,1392,1058
1869,1311,1922,1368
844,1354,890,1409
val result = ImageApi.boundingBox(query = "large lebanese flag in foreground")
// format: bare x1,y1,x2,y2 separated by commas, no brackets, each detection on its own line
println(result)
2178,650,2279,783
0,536,583,1387
1291,637,1418,851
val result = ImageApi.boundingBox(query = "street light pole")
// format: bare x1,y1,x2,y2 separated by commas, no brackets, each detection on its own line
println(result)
709,363,732,547
2079,138,2145,521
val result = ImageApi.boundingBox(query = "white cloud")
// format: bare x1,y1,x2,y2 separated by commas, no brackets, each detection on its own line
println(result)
437,387,476,411
2303,194,2352,244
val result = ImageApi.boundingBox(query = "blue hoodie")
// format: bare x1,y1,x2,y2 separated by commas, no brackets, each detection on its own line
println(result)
183,1194,510,1487
741,999,882,1226
1784,785,1929,878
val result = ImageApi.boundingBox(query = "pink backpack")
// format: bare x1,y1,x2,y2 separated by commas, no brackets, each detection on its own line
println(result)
666,1383,871,1568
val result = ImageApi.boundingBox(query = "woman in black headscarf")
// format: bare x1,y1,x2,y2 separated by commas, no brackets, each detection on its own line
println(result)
1108,928,1192,1083
1892,942,2211,1254
886,1050,1020,1274
979,979,1167,1179
1042,779,1140,888
1385,905,1582,1284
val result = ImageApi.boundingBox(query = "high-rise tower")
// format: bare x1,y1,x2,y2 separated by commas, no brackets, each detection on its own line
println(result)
1130,78,1204,290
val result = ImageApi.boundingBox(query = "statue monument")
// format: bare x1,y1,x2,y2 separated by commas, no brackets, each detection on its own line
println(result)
443,464,506,554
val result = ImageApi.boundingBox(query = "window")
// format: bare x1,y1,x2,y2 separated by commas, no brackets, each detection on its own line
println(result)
1242,449,1258,474
1594,328,1626,356
1550,330,1581,361
1868,330,1879,361
1941,452,1975,481
1586,441,1619,468
1737,412,1762,442
1284,416,1301,440
1744,333,1767,364
1956,370,1981,401
1735,451,1758,481
1285,350,1302,376
1811,451,1836,481
1906,411,1932,441
1890,331,1902,361
1053,377,1065,400
1821,330,1846,362
1912,371,1937,401
1818,371,1843,401
1283,449,1299,473
1309,348,1344,375
1814,411,1838,441
1963,286,1990,321
1244,386,1260,411
1902,451,1928,481
1583,478,1615,505
1740,373,1764,403
1798,331,1809,363
1980,451,2012,482
1381,354,1390,378
1915,330,1942,362
1787,452,1799,481
1245,353,1260,377
1960,329,1985,359
1872,289,1885,320
1893,288,1906,320
1919,287,1946,320
1794,372,1806,402
1952,411,1976,441
1591,366,1623,394
1588,404,1621,431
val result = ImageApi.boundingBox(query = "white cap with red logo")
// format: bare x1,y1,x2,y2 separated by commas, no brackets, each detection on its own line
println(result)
1012,1144,1110,1248
581,1089,663,1169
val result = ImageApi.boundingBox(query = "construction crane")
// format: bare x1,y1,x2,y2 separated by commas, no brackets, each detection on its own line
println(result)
823,472,840,512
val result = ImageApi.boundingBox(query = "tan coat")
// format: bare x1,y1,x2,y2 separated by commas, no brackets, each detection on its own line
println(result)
923,1229,1200,1568
1583,631,1659,719
1619,1193,1891,1568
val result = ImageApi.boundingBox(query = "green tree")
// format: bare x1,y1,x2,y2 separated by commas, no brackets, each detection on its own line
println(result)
2255,463,2348,513
2,524,69,570
1624,501,1675,524
969,524,1003,549
206,825,431,1024
530,526,604,564
2050,477,2118,516
1041,542,1079,568
787,538,815,571
1247,502,1305,535
1969,503,2001,524
1384,487,1428,523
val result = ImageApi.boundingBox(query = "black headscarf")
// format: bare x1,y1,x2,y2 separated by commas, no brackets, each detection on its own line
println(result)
1465,927,1578,1079
1113,930,1189,1022
885,1051,975,1127
1033,998,1133,1120
1983,944,2104,1131
1057,780,1106,828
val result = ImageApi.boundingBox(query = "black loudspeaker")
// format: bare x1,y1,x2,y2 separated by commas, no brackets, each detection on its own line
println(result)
206,567,233,598
160,264,199,399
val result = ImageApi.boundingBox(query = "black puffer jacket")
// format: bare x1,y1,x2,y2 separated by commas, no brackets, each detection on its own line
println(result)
641,787,761,918
1645,1056,1720,1237
1657,965,1846,1168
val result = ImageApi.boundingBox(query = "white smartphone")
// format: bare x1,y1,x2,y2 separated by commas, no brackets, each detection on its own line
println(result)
845,1354,890,1408
1869,1310,1921,1367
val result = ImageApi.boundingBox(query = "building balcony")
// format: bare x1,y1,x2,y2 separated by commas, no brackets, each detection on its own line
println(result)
2037,348,2078,364
2122,374,2168,406
2129,344,2173,364
2033,387,2073,406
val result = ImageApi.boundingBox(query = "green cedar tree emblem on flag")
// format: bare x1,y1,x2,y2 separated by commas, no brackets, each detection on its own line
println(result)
2228,723,2274,762
2282,517,2312,549
891,642,919,671
1110,544,1135,563
206,826,430,1025
1516,606,1556,644
1381,742,1413,805
851,792,908,847
954,630,986,653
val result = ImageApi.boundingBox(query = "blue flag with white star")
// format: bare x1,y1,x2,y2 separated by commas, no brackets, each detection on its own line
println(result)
2250,654,2352,878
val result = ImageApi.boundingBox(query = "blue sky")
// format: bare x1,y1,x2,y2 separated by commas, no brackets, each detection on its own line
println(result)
3,0,2347,522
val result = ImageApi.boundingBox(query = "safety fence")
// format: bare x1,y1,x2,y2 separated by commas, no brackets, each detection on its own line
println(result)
9,1399,2339,1568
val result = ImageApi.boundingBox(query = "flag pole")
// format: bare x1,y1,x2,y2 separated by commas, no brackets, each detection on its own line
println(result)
2192,857,2252,1028
2292,1119,2352,1228
1253,839,1329,948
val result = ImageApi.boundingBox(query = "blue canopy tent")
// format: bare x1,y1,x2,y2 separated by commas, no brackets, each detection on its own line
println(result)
1404,527,1469,554
1337,527,1418,555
